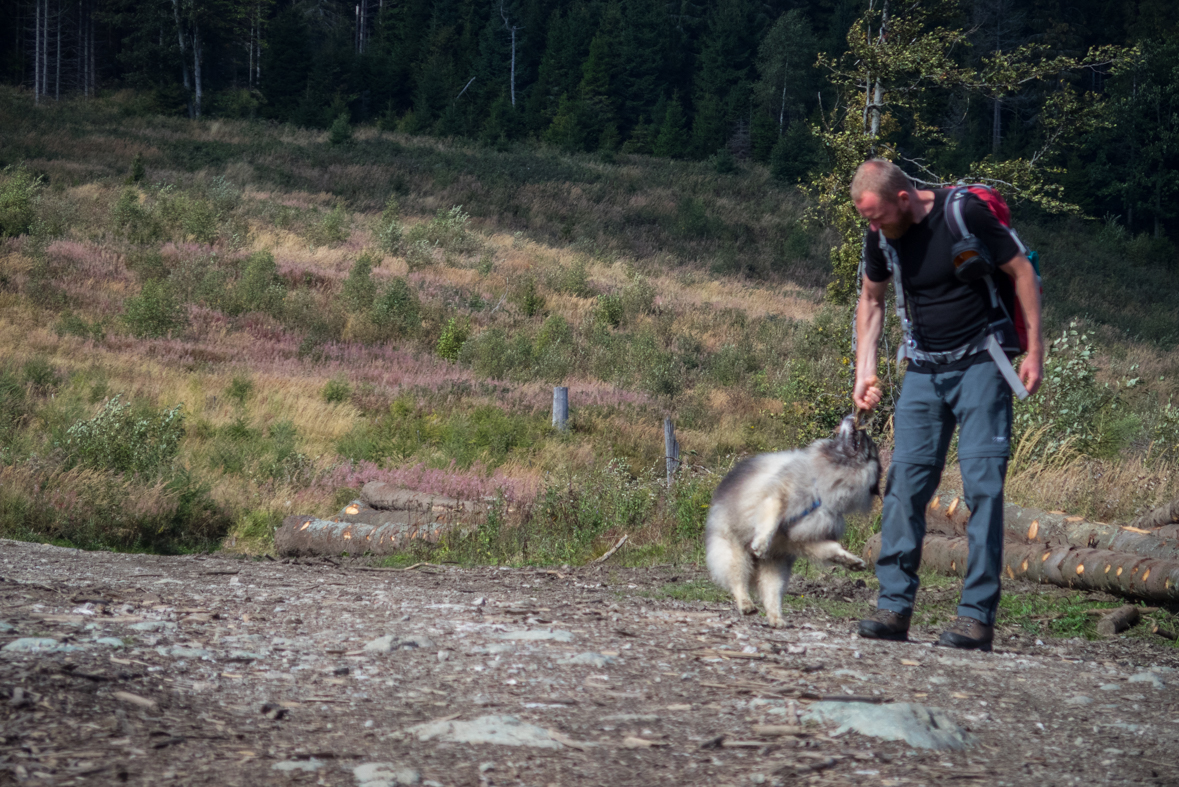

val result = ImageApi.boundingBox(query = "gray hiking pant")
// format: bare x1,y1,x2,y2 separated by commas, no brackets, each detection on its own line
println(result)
875,359,1012,626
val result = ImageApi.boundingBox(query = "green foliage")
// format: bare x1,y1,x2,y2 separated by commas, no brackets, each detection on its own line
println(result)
512,276,546,317
112,187,160,245
376,195,404,253
21,356,60,393
54,311,105,342
371,277,420,338
232,251,286,317
63,395,185,477
534,459,656,562
322,377,352,404
545,259,594,297
328,111,353,146
669,472,719,543
594,293,624,327
436,317,470,361
307,204,350,247
128,153,146,184
0,166,41,238
226,375,254,406
405,206,480,257
342,253,378,313
124,280,185,338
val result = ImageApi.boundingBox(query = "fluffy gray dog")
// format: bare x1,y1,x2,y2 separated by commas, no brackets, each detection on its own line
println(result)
705,415,881,627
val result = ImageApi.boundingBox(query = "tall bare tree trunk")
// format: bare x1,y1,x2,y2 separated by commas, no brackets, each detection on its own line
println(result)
171,0,192,116
500,1,518,107
991,18,1002,154
778,54,790,134
867,1,887,143
34,0,42,105
55,0,61,101
193,18,202,118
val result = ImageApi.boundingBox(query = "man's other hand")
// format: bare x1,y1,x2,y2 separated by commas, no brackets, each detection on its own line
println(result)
1019,353,1043,397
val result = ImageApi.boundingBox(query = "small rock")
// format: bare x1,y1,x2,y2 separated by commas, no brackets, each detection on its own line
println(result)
261,703,288,720
354,763,422,787
494,629,573,643
0,622,15,633
406,714,564,749
1065,696,1094,706
472,693,492,706
129,621,175,632
399,635,435,650
803,702,976,751
834,669,870,681
1099,683,1121,691
600,713,660,723
1128,672,1165,690
478,762,495,774
159,646,212,659
1,637,59,653
364,635,397,654
93,637,126,648
272,759,325,772
472,597,486,607
557,652,614,668
437,650,451,662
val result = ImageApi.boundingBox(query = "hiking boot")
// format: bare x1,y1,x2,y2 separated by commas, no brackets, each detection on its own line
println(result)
858,608,911,641
937,616,994,652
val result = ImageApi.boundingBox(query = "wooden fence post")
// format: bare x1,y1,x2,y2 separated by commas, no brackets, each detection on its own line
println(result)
552,387,569,431
664,417,680,486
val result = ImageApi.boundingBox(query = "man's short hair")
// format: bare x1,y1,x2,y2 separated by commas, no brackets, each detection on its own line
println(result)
851,159,914,204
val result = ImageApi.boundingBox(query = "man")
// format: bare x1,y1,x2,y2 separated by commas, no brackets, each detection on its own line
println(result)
850,158,1043,651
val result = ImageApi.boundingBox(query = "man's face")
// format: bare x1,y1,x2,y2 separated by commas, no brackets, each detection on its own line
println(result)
853,190,913,239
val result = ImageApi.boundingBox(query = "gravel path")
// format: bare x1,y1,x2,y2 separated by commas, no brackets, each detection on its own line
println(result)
1,539,1177,786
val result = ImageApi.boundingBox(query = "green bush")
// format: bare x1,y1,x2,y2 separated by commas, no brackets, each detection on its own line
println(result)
111,187,160,244
512,276,545,317
459,328,534,380
21,356,60,393
436,317,470,361
343,253,378,313
124,279,186,338
329,111,353,145
534,459,657,562
226,375,254,405
232,251,286,316
545,259,594,297
371,277,420,338
63,395,185,476
376,195,403,253
0,166,41,238
0,368,28,439
308,204,350,247
535,315,573,354
322,377,352,404
54,310,105,342
405,205,480,256
595,293,624,327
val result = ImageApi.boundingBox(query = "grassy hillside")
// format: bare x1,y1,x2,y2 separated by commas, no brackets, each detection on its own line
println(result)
1,87,1177,563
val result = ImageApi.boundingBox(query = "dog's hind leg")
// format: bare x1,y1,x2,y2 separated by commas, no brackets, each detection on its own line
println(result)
707,535,757,615
795,540,867,570
756,557,795,628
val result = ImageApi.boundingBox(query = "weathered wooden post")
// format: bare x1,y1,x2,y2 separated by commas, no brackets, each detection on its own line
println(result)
664,417,680,486
552,386,569,431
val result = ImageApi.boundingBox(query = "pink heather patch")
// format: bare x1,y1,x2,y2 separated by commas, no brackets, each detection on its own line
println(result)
319,460,540,505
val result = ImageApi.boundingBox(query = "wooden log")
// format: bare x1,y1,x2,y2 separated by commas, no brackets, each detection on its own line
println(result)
861,534,1179,602
1151,624,1177,641
1096,605,1140,637
1126,498,1179,530
925,496,1179,561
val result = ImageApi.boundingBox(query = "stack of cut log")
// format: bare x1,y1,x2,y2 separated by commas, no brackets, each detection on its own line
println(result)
861,495,1179,614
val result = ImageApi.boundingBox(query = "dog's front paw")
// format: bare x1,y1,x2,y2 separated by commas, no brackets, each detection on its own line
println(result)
764,613,787,628
834,551,867,571
737,599,758,615
749,536,771,560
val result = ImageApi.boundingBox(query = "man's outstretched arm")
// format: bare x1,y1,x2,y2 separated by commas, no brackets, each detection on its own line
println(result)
998,254,1043,396
854,276,889,412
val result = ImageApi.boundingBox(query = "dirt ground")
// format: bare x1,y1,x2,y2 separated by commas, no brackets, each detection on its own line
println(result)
2,539,1177,787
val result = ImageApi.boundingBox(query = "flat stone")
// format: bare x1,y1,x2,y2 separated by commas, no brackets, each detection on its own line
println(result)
557,652,614,667
1099,683,1121,691
600,713,660,723
405,714,564,749
1065,696,1093,706
803,702,977,751
834,669,870,681
159,646,212,659
273,759,326,772
494,629,573,643
0,622,14,633
227,650,266,661
1128,672,1165,689
129,621,175,632
353,763,422,786
2,637,59,653
93,637,126,648
364,635,436,654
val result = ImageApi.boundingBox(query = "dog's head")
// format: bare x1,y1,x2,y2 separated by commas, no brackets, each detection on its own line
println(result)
832,415,882,496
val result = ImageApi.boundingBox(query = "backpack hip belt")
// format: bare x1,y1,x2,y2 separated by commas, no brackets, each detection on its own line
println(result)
878,230,1030,401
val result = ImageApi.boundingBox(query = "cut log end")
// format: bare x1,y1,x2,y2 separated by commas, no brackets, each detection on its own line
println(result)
1096,605,1140,638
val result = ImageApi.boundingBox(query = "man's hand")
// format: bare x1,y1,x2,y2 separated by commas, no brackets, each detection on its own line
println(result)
1019,352,1043,397
853,374,882,413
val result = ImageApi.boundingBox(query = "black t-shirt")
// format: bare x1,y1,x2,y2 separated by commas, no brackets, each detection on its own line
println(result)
864,189,1022,371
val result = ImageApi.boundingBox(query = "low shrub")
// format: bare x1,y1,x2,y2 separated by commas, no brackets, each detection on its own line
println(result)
124,279,186,338
0,165,41,238
512,276,545,317
371,277,420,338
343,253,378,313
62,395,185,477
232,250,286,317
405,205,480,256
436,317,470,361
307,204,350,247
376,195,403,253
322,377,352,403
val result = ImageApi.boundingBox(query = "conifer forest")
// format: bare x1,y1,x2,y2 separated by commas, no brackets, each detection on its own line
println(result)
2,0,1176,239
